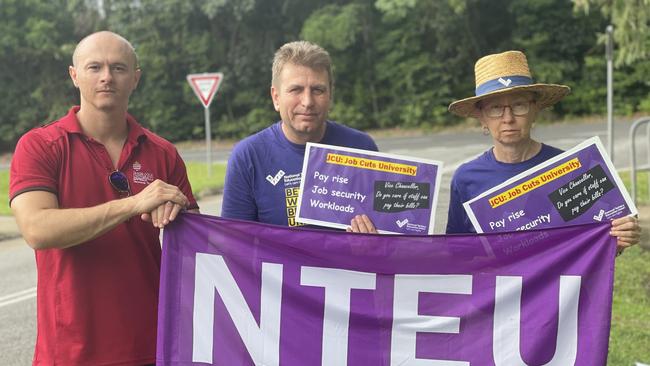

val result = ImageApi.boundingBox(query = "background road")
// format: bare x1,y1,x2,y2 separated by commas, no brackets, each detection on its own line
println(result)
1,117,647,365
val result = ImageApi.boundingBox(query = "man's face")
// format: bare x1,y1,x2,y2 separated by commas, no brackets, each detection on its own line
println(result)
69,34,140,113
478,91,538,146
271,63,331,144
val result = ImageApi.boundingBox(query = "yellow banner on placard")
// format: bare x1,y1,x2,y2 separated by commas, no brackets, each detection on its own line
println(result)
489,158,582,208
325,153,417,176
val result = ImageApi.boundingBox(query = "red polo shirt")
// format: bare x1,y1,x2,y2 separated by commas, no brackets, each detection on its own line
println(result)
10,106,198,366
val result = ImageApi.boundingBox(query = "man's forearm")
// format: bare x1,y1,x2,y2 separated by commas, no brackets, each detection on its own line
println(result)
18,197,137,250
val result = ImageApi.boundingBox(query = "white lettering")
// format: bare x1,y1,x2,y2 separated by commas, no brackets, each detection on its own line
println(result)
390,275,472,366
190,255,584,365
313,171,330,183
301,267,377,366
489,219,506,230
493,276,580,365
192,254,282,365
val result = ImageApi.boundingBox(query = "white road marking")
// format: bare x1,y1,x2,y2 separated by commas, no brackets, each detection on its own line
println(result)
0,287,36,308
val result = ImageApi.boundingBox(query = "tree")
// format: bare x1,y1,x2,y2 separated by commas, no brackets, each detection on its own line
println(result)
1,0,646,152
0,0,79,150
301,1,381,129
574,0,650,66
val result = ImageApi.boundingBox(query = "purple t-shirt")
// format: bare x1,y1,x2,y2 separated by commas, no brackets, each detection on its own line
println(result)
446,144,563,233
222,121,378,226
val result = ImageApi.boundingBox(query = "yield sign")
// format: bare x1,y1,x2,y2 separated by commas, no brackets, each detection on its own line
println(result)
187,73,223,108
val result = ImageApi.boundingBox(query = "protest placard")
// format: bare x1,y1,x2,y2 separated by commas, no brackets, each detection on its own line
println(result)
464,137,637,233
296,143,442,234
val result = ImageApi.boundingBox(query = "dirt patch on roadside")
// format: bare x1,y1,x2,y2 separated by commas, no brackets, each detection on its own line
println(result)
0,232,20,242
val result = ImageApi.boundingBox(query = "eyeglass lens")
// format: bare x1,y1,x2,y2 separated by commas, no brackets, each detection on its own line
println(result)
485,101,530,118
109,170,130,193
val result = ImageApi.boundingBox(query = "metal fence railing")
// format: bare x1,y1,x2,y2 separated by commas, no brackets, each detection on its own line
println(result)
628,117,650,205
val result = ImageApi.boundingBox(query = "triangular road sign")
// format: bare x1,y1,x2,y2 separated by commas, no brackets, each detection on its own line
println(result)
187,73,224,108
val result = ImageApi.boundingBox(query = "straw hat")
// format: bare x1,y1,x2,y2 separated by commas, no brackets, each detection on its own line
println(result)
448,50,571,117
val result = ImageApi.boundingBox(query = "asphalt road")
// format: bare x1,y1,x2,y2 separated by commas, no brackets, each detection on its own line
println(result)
0,117,646,365
178,117,649,169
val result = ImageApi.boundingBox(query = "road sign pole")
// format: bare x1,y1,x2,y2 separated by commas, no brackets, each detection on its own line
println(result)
186,72,223,178
205,107,212,177
606,25,614,162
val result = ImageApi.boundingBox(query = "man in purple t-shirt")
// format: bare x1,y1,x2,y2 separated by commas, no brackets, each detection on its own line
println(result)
222,41,378,232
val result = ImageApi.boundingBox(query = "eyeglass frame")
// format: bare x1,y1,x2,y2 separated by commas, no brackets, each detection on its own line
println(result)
108,170,131,196
479,99,536,119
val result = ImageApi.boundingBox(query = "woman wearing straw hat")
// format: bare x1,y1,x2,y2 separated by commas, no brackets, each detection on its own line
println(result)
445,50,639,251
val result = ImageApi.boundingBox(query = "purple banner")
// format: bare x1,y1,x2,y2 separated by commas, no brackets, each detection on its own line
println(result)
157,213,616,365
296,143,442,234
465,137,637,233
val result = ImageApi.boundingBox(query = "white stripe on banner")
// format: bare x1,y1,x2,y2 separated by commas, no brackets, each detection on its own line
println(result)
0,287,37,308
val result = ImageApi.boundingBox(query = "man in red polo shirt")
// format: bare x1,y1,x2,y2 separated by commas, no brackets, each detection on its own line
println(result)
9,31,198,365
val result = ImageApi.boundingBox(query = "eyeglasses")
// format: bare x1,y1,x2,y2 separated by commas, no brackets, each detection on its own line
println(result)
481,100,534,118
109,170,131,196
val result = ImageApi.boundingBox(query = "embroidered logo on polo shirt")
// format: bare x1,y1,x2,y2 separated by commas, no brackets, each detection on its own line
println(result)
132,161,155,185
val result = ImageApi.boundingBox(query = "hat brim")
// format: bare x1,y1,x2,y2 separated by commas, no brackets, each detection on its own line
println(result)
448,83,571,118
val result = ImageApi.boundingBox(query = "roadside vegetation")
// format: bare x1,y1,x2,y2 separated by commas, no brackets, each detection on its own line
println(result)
2,1,649,152
0,170,7,216
184,162,227,198
609,245,650,364
620,170,650,205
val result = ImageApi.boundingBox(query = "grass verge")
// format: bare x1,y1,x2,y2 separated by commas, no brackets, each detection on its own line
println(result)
608,245,650,364
619,170,649,205
184,162,227,198
0,171,8,216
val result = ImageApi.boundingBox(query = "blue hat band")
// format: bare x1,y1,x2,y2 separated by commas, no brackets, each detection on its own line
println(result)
475,75,533,96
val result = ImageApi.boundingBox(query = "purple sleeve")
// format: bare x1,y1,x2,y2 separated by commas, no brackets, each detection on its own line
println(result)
445,174,475,234
221,144,258,221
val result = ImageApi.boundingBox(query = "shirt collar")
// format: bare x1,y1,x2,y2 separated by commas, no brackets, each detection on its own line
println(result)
59,106,147,144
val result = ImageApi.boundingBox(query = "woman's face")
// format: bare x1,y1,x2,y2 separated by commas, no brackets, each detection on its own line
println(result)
477,91,538,146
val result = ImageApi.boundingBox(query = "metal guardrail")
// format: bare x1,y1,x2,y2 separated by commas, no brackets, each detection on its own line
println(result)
628,117,650,205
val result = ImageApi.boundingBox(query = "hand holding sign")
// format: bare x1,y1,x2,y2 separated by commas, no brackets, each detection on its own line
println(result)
347,214,378,234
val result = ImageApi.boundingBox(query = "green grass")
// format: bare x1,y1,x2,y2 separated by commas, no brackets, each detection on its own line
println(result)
0,163,226,216
619,170,649,205
0,170,8,216
185,162,227,197
608,245,650,364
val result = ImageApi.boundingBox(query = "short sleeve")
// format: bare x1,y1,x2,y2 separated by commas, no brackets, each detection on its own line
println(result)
221,144,258,221
364,135,379,152
445,173,474,234
168,150,199,210
9,131,60,204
